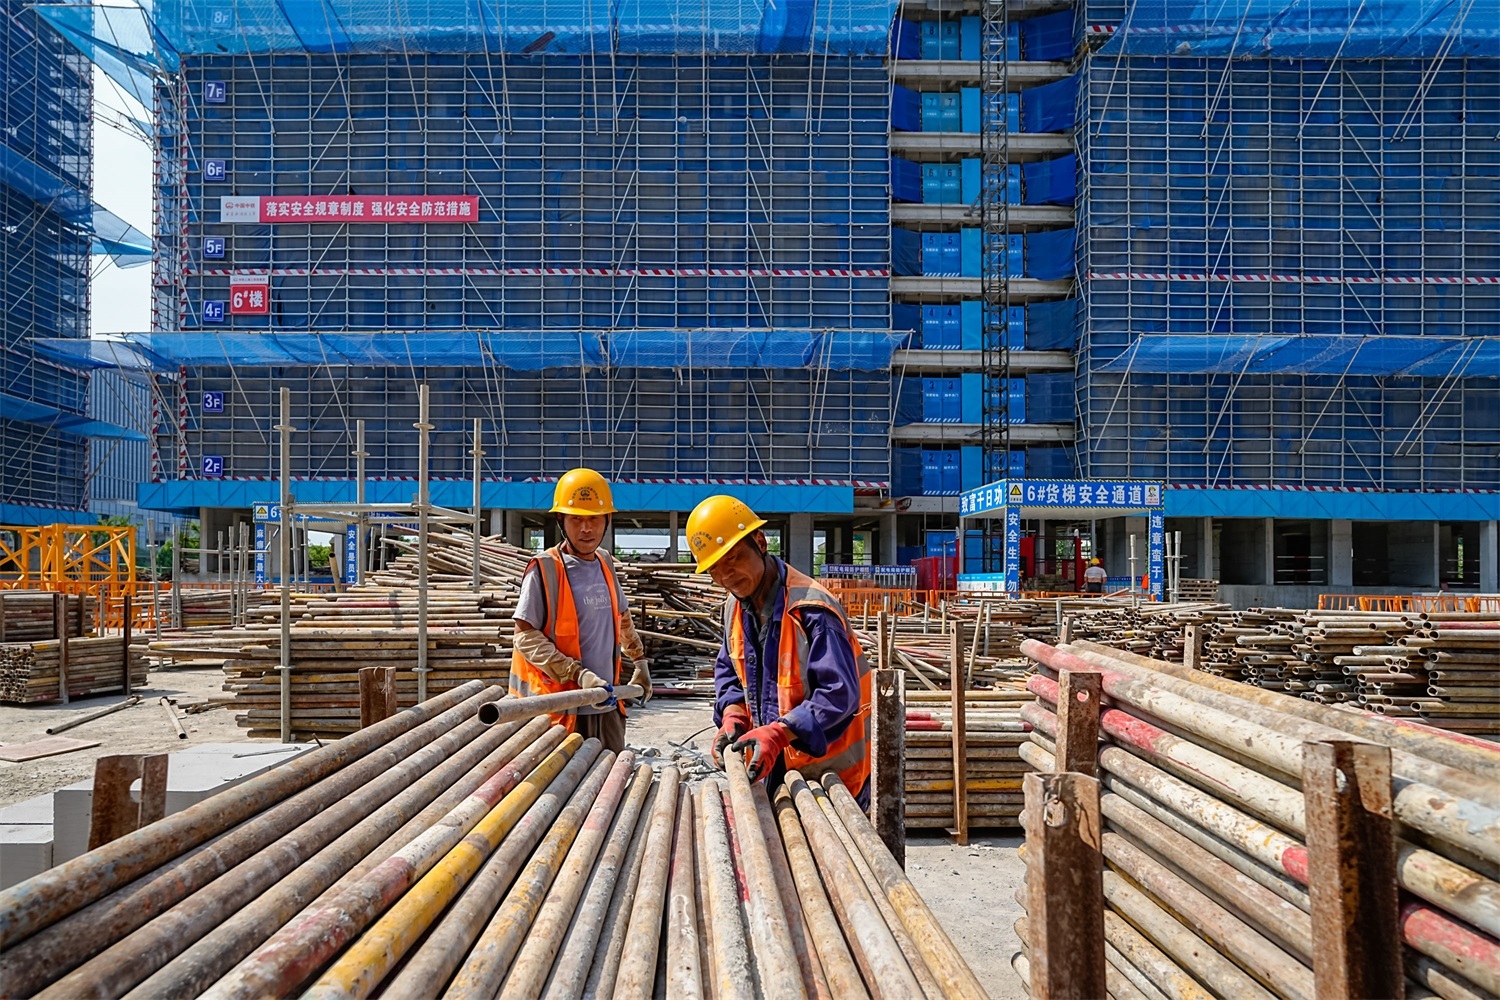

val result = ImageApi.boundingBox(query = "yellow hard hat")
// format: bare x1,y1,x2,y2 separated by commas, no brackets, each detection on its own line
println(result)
686,495,766,573
551,468,616,516
1090,558,1102,566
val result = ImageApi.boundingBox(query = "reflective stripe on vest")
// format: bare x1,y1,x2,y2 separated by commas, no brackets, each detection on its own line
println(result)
724,565,872,792
509,547,624,729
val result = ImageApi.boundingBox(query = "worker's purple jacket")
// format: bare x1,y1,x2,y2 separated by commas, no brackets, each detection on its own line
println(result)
712,556,862,760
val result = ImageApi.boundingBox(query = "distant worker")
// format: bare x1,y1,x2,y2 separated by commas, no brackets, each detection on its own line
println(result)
687,495,873,806
1083,557,1107,594
510,468,652,752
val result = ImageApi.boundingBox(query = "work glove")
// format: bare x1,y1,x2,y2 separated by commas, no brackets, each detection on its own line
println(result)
618,611,647,663
578,670,617,709
731,721,794,783
712,702,752,768
628,659,653,704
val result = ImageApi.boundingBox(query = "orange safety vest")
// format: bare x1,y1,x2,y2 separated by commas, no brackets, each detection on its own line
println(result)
509,546,625,731
723,564,872,793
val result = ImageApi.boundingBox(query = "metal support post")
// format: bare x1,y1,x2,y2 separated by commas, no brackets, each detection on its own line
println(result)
1022,772,1106,1000
470,418,484,590
216,530,225,585
147,519,161,641
1128,533,1139,609
276,387,293,743
122,594,133,696
1054,670,1101,777
171,522,181,628
354,420,368,586
949,623,968,846
871,667,906,867
1184,623,1203,672
359,666,399,729
54,592,69,704
416,383,432,704
88,754,168,850
1304,741,1404,999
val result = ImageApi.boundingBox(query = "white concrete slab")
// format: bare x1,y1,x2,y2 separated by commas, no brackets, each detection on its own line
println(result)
0,794,57,889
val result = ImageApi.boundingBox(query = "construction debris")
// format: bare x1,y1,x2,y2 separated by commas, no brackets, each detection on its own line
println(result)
0,682,988,1000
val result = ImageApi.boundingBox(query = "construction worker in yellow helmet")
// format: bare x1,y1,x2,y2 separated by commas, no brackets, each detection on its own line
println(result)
687,495,873,807
509,468,651,752
1083,556,1107,594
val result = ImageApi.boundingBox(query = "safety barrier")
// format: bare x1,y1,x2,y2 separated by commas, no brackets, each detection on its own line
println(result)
1317,592,1496,613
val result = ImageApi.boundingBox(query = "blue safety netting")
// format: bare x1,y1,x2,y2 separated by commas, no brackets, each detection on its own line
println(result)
36,0,898,60
1026,299,1079,350
30,4,170,108
1,134,153,264
1100,335,1500,378
1106,0,1500,58
0,391,148,440
36,329,905,371
1020,75,1078,134
1022,154,1076,207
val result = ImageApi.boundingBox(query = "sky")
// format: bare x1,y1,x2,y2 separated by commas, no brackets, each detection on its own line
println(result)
90,67,154,335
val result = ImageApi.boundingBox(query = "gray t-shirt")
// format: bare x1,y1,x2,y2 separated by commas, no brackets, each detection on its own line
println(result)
515,551,626,715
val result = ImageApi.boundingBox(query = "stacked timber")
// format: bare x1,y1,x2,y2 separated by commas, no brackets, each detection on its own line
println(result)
0,591,91,642
1015,637,1500,1000
904,686,1031,829
0,636,146,703
0,683,988,1000
163,588,236,628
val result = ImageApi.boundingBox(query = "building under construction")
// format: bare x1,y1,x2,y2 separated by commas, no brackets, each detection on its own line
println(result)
24,0,1500,604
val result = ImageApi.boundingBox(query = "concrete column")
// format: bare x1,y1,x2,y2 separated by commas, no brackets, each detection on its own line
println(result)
1198,517,1215,579
1264,519,1277,588
788,513,814,574
879,512,898,564
503,510,524,547
487,509,503,536
666,510,680,565
1481,520,1499,593
1432,522,1443,590
1329,519,1353,588
1388,522,1439,589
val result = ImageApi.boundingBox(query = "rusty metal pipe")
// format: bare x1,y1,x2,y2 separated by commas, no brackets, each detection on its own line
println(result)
1105,941,1174,1000
581,774,660,1000
3,683,505,999
125,717,542,1000
1102,910,1213,1000
751,783,833,1000
723,753,807,1000
301,734,594,1000
822,776,988,1000
1068,639,1500,780
476,685,644,725
785,770,925,1000
201,722,567,1000
1030,675,1500,939
611,764,682,1000
1402,901,1500,996
1101,832,1315,1000
34,714,516,1000
700,780,756,1000
770,785,868,1000
1029,641,1500,865
1015,937,1156,1000
0,679,489,952
1102,871,1276,1000
539,768,655,1000
1405,951,1490,1000
439,750,623,999
504,760,650,1000
664,785,704,1000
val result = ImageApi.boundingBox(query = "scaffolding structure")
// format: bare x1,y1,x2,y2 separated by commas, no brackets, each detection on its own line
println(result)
0,0,93,512
1076,53,1500,490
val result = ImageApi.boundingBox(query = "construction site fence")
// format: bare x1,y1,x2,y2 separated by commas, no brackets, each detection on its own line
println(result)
0,579,342,633
1316,593,1500,613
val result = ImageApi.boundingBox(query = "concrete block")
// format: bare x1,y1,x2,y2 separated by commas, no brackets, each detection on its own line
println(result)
52,742,314,863
0,795,56,889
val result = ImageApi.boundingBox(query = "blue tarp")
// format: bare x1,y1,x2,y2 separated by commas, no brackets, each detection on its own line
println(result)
1022,154,1076,206
1026,299,1079,350
36,330,905,372
91,207,153,267
1,137,153,263
0,391,148,440
1106,0,1500,59
37,0,898,59
1020,75,1077,133
1026,228,1076,280
1100,335,1500,378
1018,10,1074,60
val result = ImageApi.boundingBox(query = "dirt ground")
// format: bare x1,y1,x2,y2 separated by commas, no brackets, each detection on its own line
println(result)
0,670,1027,998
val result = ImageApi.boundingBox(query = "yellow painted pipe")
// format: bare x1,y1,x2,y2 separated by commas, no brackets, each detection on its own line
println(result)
302,733,586,1000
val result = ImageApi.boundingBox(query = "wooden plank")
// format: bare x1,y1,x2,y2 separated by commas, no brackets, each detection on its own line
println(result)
1022,771,1106,1000
1304,740,1404,1000
0,736,101,762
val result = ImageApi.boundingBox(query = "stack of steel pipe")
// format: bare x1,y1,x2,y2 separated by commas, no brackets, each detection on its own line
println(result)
904,687,1032,830
0,591,91,642
0,681,990,1000
0,635,147,703
1012,636,1500,1000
